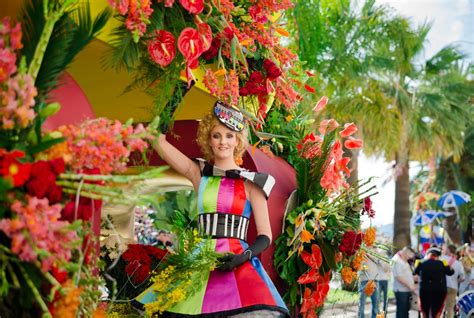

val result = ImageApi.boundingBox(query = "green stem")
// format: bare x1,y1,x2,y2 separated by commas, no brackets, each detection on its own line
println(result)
61,188,120,201
28,0,77,82
18,264,52,318
57,180,122,195
6,262,20,288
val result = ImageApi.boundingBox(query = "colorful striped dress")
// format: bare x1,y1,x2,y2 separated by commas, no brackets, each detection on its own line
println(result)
134,159,289,317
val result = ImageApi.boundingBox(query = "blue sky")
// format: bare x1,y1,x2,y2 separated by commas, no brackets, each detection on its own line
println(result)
359,0,474,226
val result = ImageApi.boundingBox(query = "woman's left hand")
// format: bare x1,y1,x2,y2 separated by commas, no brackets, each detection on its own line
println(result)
216,253,249,271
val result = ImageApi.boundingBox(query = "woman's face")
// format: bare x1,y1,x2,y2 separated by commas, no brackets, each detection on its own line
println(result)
209,124,239,161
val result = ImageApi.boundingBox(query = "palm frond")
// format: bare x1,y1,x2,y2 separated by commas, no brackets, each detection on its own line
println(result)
19,0,110,97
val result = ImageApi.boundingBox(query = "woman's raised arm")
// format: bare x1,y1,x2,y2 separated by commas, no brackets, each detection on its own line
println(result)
153,134,201,188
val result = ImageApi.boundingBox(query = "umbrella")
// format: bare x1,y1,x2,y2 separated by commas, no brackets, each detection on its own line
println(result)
411,210,452,226
412,211,438,226
438,190,471,209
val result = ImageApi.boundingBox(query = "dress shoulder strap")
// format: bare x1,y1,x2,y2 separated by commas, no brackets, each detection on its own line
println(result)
194,158,275,199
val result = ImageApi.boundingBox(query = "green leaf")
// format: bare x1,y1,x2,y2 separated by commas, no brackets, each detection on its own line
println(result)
318,238,337,270
27,137,65,155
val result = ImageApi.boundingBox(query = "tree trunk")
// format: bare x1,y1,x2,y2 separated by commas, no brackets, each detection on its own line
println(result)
345,147,359,187
444,163,462,245
393,156,411,251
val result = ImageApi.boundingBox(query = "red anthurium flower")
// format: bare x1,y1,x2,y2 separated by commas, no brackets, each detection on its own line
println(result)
313,96,328,112
178,27,204,62
300,287,318,317
148,30,176,67
297,267,319,284
0,149,31,187
185,61,197,88
196,22,212,51
340,122,358,138
301,244,323,269
344,137,363,149
179,0,204,14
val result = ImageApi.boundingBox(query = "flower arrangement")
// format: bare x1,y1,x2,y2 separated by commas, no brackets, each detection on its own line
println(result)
0,5,159,316
259,99,384,317
106,0,309,130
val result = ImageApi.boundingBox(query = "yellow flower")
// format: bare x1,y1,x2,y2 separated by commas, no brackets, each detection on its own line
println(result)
300,229,314,243
285,115,294,122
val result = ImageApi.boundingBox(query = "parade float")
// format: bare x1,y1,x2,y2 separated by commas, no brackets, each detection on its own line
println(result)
0,0,380,317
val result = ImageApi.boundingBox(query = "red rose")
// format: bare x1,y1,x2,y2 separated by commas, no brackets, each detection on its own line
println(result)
202,37,220,60
26,172,56,198
47,185,63,204
263,59,282,80
49,158,65,176
30,160,53,178
338,231,363,256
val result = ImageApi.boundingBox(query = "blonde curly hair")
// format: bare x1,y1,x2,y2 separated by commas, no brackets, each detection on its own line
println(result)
197,111,249,162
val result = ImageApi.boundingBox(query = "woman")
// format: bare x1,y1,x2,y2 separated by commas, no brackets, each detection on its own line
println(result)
134,101,289,317
414,246,454,318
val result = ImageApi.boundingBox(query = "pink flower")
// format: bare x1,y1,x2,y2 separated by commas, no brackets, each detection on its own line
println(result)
0,197,80,271
313,96,328,112
344,137,363,149
340,123,358,138
318,119,339,135
148,30,176,67
0,48,17,82
179,0,204,14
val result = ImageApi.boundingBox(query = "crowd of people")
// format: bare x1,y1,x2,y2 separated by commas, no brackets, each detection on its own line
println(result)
358,243,473,318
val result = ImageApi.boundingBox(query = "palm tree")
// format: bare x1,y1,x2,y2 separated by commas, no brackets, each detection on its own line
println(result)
368,19,473,250
289,0,397,184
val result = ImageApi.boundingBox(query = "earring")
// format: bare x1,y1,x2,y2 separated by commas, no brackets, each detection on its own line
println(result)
234,156,243,166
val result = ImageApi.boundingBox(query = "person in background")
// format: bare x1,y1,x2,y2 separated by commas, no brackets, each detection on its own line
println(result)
392,246,417,318
442,244,465,318
459,244,472,293
155,229,173,249
414,246,454,318
358,253,379,318
376,251,391,315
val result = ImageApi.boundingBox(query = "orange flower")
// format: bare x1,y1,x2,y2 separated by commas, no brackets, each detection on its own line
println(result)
341,266,355,285
364,227,376,246
295,214,304,227
364,280,376,296
275,27,290,36
300,229,315,243
51,280,83,318
214,69,227,76
351,251,366,271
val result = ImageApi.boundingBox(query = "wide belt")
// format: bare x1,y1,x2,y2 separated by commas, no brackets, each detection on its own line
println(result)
197,213,250,241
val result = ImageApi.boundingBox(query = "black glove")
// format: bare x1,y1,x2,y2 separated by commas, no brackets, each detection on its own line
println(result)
217,235,270,271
